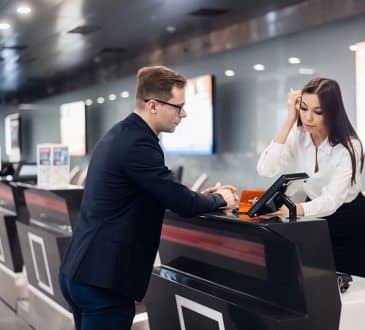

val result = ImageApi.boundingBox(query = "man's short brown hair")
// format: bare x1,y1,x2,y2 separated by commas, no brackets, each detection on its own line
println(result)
136,66,186,108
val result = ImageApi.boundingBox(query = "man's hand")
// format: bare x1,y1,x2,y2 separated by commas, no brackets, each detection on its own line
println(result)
215,187,239,209
201,182,239,208
201,182,238,195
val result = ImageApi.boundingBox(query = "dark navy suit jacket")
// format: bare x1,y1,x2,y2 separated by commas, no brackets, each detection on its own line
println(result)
60,113,225,300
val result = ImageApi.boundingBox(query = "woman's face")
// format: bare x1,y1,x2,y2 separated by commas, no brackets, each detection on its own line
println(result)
299,93,328,137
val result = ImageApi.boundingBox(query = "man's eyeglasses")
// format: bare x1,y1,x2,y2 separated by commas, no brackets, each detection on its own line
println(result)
144,98,185,115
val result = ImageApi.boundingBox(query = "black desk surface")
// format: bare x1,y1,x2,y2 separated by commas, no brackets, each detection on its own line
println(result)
150,210,341,330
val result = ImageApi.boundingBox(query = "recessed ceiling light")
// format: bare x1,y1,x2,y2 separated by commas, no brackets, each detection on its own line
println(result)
349,44,358,52
288,57,301,64
17,6,32,15
120,91,129,98
0,22,11,30
85,99,93,106
97,97,105,104
299,67,314,75
265,11,277,23
166,25,176,33
224,69,235,77
253,64,265,71
108,94,117,101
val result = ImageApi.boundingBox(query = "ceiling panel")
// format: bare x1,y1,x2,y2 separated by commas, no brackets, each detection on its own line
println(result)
0,0,307,95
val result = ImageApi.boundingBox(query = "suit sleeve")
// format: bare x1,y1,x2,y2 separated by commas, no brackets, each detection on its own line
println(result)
123,137,226,217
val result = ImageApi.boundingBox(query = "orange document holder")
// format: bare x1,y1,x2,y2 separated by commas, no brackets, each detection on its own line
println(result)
239,190,266,214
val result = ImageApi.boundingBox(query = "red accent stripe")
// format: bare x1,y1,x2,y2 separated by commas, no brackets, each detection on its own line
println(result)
161,224,266,267
0,186,13,203
24,191,68,214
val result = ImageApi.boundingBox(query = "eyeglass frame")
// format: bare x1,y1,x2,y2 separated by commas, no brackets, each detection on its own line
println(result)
144,98,185,115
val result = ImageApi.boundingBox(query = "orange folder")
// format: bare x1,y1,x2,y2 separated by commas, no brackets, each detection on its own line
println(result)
237,189,266,221
239,189,266,213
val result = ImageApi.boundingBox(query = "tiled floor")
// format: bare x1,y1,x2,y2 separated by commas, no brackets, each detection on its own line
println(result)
0,300,31,330
0,299,149,330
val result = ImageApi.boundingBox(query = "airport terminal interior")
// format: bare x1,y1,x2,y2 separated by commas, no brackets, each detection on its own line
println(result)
1,0,365,329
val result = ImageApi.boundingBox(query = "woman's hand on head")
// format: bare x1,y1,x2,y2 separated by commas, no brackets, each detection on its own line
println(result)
287,89,301,124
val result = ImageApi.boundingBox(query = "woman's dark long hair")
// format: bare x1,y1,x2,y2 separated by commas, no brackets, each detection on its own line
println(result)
297,77,364,184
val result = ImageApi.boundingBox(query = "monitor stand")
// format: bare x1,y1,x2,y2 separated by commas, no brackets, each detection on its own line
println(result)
278,191,297,222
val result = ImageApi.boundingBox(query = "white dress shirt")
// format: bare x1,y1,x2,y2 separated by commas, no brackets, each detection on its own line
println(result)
257,125,363,217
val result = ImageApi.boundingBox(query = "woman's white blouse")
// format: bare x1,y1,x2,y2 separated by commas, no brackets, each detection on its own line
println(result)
257,126,363,217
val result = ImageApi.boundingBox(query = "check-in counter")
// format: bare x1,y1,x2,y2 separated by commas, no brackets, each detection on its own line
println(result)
0,181,27,309
13,183,83,330
145,211,344,330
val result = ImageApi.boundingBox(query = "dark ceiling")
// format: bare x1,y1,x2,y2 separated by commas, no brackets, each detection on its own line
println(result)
0,0,307,98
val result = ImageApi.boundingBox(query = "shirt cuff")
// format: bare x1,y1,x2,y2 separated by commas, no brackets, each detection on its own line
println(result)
300,202,310,217
213,193,227,208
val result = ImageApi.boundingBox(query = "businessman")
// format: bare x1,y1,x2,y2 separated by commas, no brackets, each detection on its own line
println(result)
59,65,238,330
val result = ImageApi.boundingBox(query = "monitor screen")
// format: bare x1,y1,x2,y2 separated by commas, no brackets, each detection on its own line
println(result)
248,173,309,217
17,163,37,177
4,113,21,162
161,74,214,155
60,101,86,156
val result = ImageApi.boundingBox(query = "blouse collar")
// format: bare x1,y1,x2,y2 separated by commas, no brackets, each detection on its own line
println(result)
302,128,332,155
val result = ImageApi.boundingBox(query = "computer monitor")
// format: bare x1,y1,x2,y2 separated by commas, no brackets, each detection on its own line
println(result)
0,162,15,177
60,101,86,156
13,162,37,184
4,113,21,162
161,74,215,155
248,173,309,219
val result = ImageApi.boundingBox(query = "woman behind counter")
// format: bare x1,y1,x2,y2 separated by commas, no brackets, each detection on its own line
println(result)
257,77,365,276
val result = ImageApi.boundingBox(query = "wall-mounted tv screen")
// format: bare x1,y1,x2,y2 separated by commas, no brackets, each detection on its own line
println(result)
60,101,86,156
161,74,214,155
4,113,21,162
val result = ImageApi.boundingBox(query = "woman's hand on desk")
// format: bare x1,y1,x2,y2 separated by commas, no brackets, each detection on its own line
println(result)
265,203,304,217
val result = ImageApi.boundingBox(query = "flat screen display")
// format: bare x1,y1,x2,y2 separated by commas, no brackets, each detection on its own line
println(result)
247,173,309,217
60,101,86,156
4,113,21,162
17,163,37,177
161,74,214,155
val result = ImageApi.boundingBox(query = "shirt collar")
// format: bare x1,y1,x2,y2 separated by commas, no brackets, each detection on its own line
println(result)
303,131,312,148
319,137,332,155
302,129,332,155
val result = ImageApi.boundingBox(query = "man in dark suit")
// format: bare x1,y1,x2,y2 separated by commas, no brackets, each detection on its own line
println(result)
59,66,238,330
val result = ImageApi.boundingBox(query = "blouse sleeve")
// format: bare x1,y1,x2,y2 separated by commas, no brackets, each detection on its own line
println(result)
257,127,298,177
301,141,362,217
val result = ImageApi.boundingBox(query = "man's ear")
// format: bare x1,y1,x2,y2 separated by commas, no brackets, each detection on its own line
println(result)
146,100,157,114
